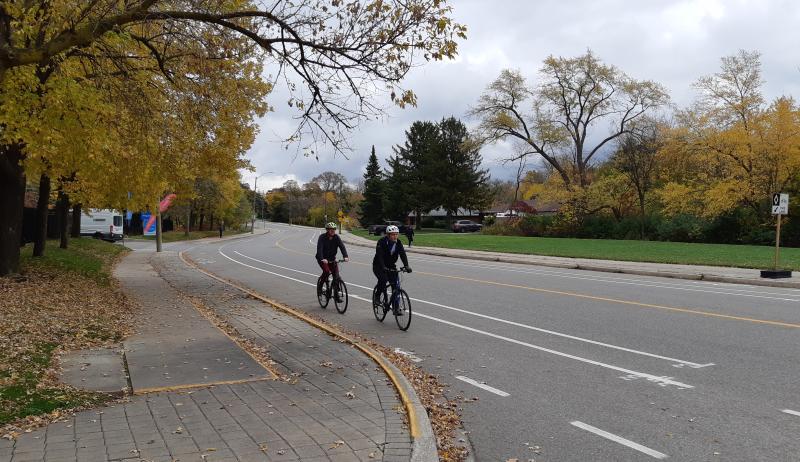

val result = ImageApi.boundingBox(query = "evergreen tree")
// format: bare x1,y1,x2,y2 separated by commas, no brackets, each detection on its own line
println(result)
437,117,493,219
393,121,441,227
358,146,386,225
383,154,412,221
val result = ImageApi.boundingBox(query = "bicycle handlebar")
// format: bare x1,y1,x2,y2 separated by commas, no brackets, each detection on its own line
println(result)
385,267,409,273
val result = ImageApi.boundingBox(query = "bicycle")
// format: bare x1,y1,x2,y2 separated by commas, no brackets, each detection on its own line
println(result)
316,259,349,314
372,267,412,331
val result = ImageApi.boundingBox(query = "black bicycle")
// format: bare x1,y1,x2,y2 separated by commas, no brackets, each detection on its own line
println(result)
317,260,349,314
372,267,412,331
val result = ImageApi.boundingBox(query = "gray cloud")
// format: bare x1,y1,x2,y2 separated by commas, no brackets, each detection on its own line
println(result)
245,0,800,190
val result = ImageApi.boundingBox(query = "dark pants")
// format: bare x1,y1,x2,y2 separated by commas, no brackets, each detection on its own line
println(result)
373,265,399,306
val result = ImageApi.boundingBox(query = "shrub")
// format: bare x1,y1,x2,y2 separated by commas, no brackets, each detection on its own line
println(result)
655,214,707,242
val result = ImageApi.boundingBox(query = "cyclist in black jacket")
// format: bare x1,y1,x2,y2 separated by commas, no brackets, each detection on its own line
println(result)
316,222,349,300
372,225,412,314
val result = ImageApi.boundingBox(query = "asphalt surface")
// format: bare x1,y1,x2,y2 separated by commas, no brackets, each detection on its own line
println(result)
169,223,800,461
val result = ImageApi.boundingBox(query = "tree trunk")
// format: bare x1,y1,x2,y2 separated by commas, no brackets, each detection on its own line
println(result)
71,203,81,237
184,209,190,237
155,210,163,252
33,173,51,257
57,188,69,249
199,212,205,231
638,190,647,240
415,209,422,230
0,143,26,276
209,214,214,232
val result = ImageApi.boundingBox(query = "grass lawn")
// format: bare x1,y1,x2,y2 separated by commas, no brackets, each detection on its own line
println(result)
1,238,134,429
133,228,247,242
349,229,800,270
20,237,128,285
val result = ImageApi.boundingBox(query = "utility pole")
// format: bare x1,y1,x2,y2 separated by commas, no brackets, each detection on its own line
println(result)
251,171,273,233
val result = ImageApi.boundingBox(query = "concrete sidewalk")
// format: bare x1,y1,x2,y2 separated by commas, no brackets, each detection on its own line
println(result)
340,232,800,289
3,250,417,462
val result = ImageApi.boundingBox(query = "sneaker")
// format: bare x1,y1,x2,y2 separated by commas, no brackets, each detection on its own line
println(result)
393,306,403,316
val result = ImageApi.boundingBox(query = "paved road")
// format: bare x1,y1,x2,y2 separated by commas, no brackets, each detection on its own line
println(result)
182,223,800,461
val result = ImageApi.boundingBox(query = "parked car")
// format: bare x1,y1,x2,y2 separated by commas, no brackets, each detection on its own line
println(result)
451,220,482,233
368,221,408,235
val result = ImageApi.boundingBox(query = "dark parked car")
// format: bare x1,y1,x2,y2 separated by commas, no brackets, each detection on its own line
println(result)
368,221,408,235
451,220,482,233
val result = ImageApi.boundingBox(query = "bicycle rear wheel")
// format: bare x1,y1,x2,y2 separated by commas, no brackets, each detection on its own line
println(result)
372,285,387,322
394,289,412,331
317,277,330,309
334,280,348,314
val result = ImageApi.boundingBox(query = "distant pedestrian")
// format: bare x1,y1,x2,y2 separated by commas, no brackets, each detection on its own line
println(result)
405,226,414,247
219,220,224,238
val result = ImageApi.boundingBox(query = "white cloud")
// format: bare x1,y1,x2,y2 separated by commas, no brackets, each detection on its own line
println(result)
244,0,800,183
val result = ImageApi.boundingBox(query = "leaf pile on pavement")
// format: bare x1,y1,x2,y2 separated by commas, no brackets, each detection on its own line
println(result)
287,312,470,462
0,242,136,437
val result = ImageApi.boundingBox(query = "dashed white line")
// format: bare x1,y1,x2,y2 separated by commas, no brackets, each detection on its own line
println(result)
230,250,713,369
455,376,510,397
215,249,695,390
570,421,668,459
782,409,800,417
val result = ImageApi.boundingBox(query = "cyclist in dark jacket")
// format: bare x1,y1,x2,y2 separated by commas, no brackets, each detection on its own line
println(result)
316,223,349,295
372,225,411,314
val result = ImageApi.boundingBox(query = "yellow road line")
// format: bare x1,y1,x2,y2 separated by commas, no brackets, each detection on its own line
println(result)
133,376,273,395
178,249,421,439
274,235,800,329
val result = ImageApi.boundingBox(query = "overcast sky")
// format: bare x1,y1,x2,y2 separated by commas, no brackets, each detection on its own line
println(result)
244,0,800,191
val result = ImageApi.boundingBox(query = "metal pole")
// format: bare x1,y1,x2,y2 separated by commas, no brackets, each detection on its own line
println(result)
774,214,782,270
251,176,257,234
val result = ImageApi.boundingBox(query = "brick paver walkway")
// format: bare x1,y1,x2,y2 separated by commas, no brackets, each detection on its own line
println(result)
1,250,412,462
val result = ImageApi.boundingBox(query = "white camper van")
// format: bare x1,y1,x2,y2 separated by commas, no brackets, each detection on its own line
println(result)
80,209,124,241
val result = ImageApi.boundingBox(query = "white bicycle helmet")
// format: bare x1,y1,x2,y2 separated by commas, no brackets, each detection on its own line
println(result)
386,225,400,233
325,222,337,229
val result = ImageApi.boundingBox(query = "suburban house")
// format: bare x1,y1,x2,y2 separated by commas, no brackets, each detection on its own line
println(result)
492,197,562,217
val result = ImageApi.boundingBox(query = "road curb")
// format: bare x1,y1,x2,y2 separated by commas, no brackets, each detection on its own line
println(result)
176,248,440,462
339,232,800,289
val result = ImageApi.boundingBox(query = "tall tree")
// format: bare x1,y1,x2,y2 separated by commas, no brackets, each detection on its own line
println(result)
359,146,385,225
0,0,466,275
611,122,662,237
392,121,441,227
311,171,347,222
471,50,669,190
436,117,492,219
383,155,413,222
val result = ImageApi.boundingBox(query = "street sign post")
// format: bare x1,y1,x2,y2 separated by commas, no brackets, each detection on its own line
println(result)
762,193,792,279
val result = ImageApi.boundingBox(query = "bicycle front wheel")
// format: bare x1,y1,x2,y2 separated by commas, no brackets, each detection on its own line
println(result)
372,285,387,322
317,277,330,309
334,280,348,314
394,289,412,331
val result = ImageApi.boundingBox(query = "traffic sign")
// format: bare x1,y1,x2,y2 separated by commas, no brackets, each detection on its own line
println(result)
771,193,789,215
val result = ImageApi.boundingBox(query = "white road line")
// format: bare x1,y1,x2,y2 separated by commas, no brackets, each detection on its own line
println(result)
570,421,669,459
214,249,694,389
455,376,510,397
230,250,713,369
416,313,693,389
782,409,800,417
341,246,800,302
394,348,423,362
